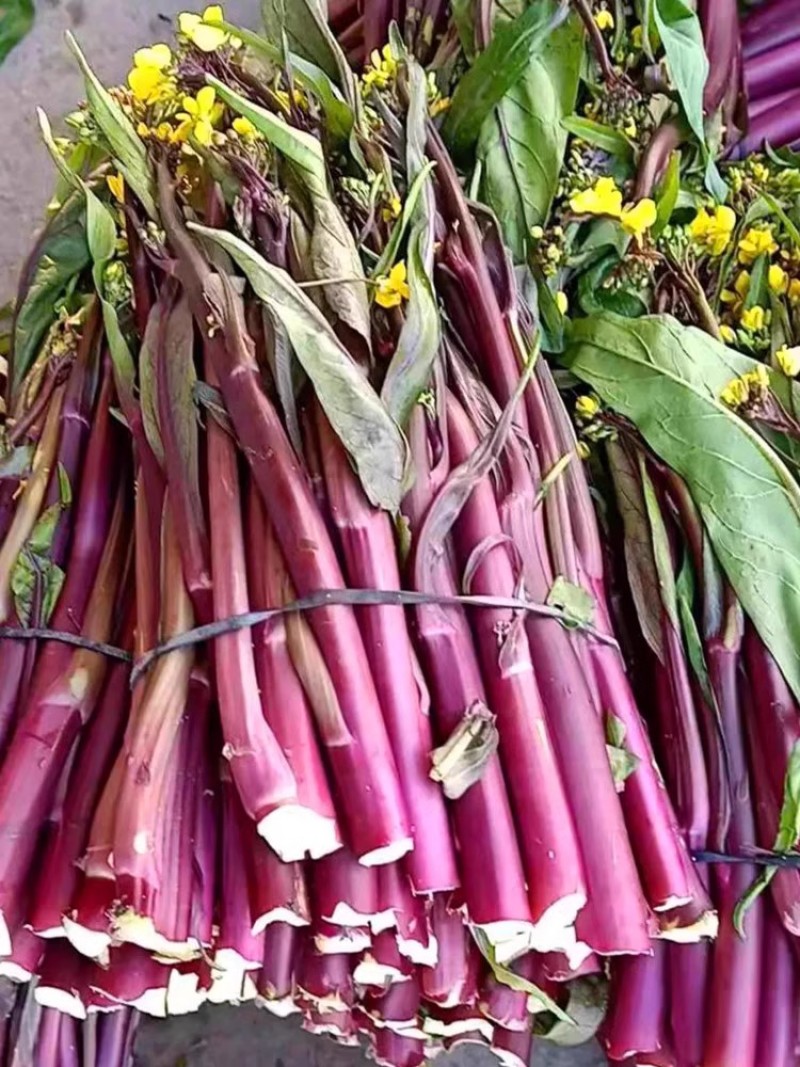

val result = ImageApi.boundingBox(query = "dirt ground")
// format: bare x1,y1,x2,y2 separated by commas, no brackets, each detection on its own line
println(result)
0,3,607,1064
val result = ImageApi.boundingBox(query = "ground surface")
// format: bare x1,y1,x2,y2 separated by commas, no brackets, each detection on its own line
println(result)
0,2,607,1064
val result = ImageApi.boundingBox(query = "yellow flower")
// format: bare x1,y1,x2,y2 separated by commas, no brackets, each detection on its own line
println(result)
789,279,800,305
719,324,736,343
594,8,614,30
577,440,591,460
232,115,258,139
363,44,397,91
127,43,172,103
382,195,402,223
687,205,736,256
738,226,778,265
777,345,800,377
569,176,623,219
272,87,308,115
177,85,224,146
631,25,643,48
721,270,751,312
556,291,569,315
769,263,789,294
575,394,600,420
429,95,451,118
620,198,657,241
721,377,749,408
374,261,410,308
740,305,767,332
178,5,231,51
623,120,638,139
106,172,125,204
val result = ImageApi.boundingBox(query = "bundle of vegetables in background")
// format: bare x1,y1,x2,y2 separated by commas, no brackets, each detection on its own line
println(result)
2,0,800,1065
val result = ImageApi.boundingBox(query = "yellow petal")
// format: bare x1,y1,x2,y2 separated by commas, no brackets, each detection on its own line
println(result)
193,22,228,50
203,4,224,22
196,84,217,115
134,43,171,69
620,198,657,238
769,263,788,294
106,173,125,204
555,291,569,315
178,12,201,35
128,65,162,101
389,261,407,287
719,324,736,343
232,116,257,137
777,345,800,377
193,118,214,146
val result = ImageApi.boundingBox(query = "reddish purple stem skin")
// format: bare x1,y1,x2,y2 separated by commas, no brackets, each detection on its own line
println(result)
699,0,741,113
421,896,479,1007
260,922,300,1001
602,942,669,1062
738,88,800,154
743,17,800,59
742,0,800,48
97,1009,139,1067
756,908,797,1067
748,86,800,119
218,770,265,965
206,376,299,832
28,651,129,936
313,847,378,925
704,641,763,1067
33,1009,64,1067
446,394,587,928
744,38,800,100
315,409,458,894
246,486,340,846
668,941,709,1067
492,1022,533,1067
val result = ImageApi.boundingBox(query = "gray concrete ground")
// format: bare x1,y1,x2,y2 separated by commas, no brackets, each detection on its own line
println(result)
0,2,607,1064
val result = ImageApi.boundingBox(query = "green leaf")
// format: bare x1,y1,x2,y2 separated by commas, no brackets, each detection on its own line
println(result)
653,149,681,238
606,742,641,789
652,0,707,148
65,32,157,220
38,109,137,411
11,194,90,396
734,740,800,934
561,115,634,161
210,20,353,141
451,0,476,58
564,313,800,701
443,0,569,158
0,0,33,64
381,224,440,429
540,976,607,1047
11,502,67,625
472,930,573,1023
546,575,595,628
578,252,648,318
208,76,371,348
191,223,407,513
745,254,769,310
477,13,583,261
608,440,665,662
429,701,499,800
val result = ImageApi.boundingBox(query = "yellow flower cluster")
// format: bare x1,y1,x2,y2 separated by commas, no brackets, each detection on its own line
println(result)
738,225,778,265
374,262,410,308
363,45,398,91
176,85,224,146
687,205,735,256
575,394,600,420
594,7,614,30
127,43,174,104
720,365,770,409
568,177,656,242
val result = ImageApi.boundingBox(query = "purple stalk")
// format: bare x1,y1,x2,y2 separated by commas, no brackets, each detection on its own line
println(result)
205,365,301,854
409,443,534,953
371,1031,427,1067
748,86,799,118
258,922,300,1012
245,821,310,935
421,895,480,1008
28,642,130,937
491,1020,533,1067
703,616,763,1067
602,942,669,1062
314,406,458,894
742,0,800,47
0,489,129,958
154,294,212,622
446,393,587,948
736,88,800,154
312,848,381,931
699,0,742,113
756,908,796,1067
744,38,800,100
32,1010,62,1066
668,942,709,1067
743,16,800,59
97,1009,139,1067
158,168,411,865
245,484,341,861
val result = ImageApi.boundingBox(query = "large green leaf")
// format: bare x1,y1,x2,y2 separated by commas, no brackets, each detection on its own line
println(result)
0,0,33,64
65,33,157,220
564,313,800,701
191,223,407,513
477,15,583,262
652,0,707,147
12,194,90,397
209,77,371,348
442,0,568,158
